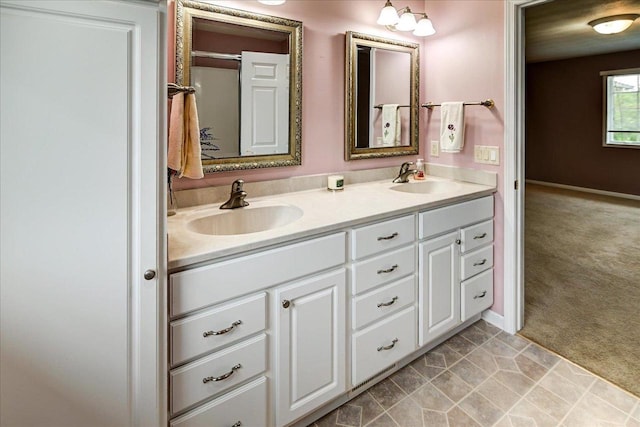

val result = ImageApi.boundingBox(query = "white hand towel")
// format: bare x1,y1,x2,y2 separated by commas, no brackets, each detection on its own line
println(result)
382,104,401,146
440,102,465,153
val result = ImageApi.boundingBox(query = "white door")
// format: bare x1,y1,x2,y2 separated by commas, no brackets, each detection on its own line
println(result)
419,231,461,346
0,1,165,426
274,269,346,427
240,51,289,156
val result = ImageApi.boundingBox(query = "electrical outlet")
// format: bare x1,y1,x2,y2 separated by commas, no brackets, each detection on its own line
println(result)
430,140,439,157
474,145,500,165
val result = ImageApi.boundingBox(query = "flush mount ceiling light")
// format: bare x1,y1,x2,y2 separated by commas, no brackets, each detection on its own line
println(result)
376,0,435,37
588,14,639,34
258,0,286,5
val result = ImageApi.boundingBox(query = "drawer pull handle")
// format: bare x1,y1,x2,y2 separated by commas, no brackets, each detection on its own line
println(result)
203,364,241,383
377,232,398,241
474,291,487,299
203,320,242,337
377,296,398,308
473,259,487,266
231,422,242,427
474,232,487,240
377,264,399,274
377,338,398,352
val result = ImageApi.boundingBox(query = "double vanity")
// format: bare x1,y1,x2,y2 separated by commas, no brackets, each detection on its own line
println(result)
167,172,497,427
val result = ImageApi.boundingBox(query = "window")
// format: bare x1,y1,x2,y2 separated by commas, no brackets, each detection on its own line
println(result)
601,68,640,148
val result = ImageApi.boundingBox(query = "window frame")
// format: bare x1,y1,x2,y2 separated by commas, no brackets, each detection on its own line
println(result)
601,68,640,149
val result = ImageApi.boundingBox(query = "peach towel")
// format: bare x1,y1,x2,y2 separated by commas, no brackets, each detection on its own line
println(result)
168,92,203,179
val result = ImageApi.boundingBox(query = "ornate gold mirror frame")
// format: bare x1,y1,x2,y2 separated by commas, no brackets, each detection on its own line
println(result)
345,31,419,160
176,0,303,173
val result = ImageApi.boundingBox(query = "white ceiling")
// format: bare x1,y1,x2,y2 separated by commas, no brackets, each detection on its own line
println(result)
525,0,640,63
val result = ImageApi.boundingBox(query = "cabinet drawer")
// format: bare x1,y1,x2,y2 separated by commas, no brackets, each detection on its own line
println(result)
352,245,415,295
460,220,493,253
170,376,267,427
352,276,415,330
170,334,267,415
461,269,493,321
352,307,416,386
170,293,266,367
419,196,493,239
351,215,415,260
171,232,346,316
461,245,494,281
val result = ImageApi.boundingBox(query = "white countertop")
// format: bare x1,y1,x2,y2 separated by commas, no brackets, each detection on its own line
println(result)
167,176,496,270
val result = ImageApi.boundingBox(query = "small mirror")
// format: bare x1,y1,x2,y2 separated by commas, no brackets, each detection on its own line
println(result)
345,31,419,160
176,0,302,173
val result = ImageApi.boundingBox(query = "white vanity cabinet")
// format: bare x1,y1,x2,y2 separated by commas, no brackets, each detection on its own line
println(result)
350,215,418,386
168,232,346,427
418,196,494,346
273,269,347,426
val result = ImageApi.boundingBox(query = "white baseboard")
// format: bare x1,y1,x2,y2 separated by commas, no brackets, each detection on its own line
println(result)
482,309,505,330
525,180,640,201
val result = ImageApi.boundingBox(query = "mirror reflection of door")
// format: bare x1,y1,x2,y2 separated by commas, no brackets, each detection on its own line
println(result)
190,17,290,160
240,52,290,156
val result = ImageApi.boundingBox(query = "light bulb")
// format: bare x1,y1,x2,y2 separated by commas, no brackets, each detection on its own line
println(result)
396,9,417,31
377,1,400,26
413,16,435,36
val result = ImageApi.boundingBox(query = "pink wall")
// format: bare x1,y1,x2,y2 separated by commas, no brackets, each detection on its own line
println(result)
421,0,505,314
169,0,426,189
168,0,506,315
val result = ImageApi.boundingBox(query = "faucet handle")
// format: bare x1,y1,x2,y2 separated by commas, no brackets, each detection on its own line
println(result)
231,179,244,193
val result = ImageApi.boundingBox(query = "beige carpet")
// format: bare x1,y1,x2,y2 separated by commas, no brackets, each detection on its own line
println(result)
520,183,640,397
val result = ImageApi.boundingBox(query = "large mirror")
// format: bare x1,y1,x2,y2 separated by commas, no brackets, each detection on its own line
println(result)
345,31,419,160
176,0,302,173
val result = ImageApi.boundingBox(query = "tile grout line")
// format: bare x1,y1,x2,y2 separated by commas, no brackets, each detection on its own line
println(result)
428,330,527,426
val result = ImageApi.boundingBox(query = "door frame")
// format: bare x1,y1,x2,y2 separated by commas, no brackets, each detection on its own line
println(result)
503,0,551,334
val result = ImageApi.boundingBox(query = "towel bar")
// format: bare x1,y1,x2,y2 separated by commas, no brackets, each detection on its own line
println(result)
373,104,411,109
422,99,494,109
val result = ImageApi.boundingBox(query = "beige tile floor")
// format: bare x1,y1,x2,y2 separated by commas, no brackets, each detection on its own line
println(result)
309,320,640,427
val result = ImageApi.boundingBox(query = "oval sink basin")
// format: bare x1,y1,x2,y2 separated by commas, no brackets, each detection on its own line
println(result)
187,204,303,236
390,180,460,194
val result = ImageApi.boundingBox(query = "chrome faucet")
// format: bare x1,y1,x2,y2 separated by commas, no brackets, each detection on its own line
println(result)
220,179,249,209
393,162,417,183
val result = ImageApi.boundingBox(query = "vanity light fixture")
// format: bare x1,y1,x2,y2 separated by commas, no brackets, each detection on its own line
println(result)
376,0,435,36
258,0,286,5
588,14,639,34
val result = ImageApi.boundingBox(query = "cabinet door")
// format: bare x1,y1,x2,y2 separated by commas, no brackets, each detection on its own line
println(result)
0,2,164,426
419,231,460,346
275,269,346,426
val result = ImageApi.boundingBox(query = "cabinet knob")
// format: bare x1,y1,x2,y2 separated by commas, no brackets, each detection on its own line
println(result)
143,269,156,280
455,239,461,245
282,299,291,309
